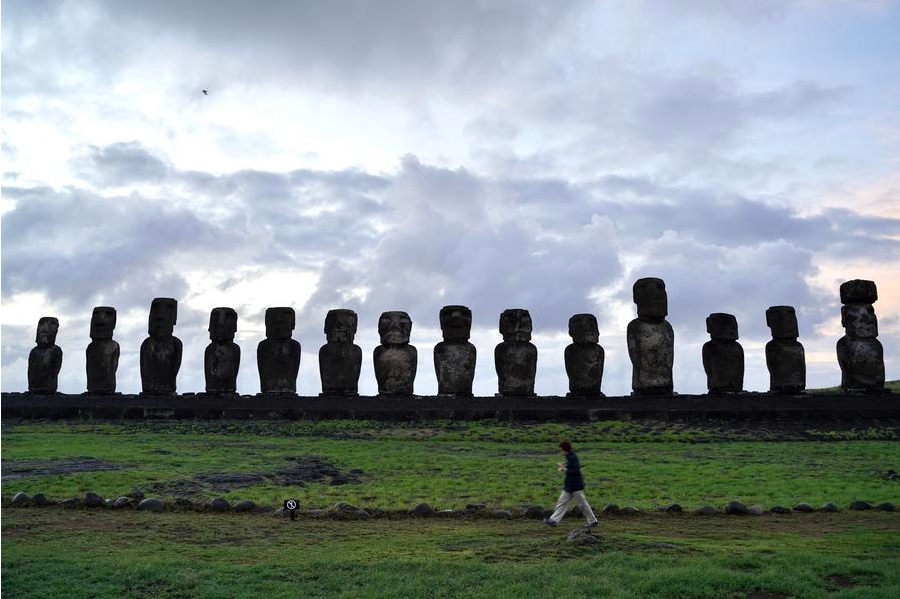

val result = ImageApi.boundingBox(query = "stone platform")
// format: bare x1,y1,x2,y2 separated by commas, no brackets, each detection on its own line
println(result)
1,391,896,421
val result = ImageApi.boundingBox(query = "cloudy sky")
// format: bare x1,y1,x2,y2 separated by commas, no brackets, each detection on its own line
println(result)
2,0,899,397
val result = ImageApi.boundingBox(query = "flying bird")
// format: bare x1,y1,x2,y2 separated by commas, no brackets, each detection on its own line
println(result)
202,89,208,95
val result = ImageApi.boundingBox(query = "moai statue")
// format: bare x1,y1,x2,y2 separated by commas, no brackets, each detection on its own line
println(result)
627,278,674,395
28,317,63,394
495,309,537,396
565,313,605,397
205,307,240,394
319,309,362,396
140,298,182,395
434,305,476,396
86,306,119,394
702,313,744,394
374,311,417,395
837,279,885,392
765,306,805,394
257,307,301,394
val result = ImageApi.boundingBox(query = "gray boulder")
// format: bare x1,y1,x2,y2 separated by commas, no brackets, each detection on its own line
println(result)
233,500,257,513
820,502,839,512
138,498,164,512
113,496,133,509
493,509,513,519
620,506,641,515
209,498,231,512
603,503,620,514
12,492,30,506
411,503,434,516
792,502,814,513
523,506,546,519
84,492,105,507
875,502,895,512
567,527,600,545
849,500,872,511
32,493,49,506
725,501,749,515
660,503,682,513
747,505,764,516
58,498,81,508
770,506,791,514
695,505,717,516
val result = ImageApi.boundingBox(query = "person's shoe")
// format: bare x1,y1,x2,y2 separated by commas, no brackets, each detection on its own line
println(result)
586,520,599,528
543,518,557,527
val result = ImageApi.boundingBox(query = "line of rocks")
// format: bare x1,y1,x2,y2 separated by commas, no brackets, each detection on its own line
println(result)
8,492,896,517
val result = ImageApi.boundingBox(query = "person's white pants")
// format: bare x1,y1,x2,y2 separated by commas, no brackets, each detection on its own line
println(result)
548,489,598,525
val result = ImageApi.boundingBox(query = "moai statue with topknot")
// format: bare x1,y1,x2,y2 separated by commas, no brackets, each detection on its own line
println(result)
702,313,744,394
257,307,301,394
319,309,362,396
434,305,476,396
765,306,805,394
565,313,605,397
627,278,674,395
205,307,240,394
495,309,537,396
140,298,182,395
837,279,885,392
86,306,119,394
28,317,63,394
374,311,417,395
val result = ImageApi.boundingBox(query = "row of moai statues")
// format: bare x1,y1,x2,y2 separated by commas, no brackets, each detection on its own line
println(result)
26,278,888,396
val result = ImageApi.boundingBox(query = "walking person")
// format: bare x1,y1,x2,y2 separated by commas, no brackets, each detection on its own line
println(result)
544,440,599,528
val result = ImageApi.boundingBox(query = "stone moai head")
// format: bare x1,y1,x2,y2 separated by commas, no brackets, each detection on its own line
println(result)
633,277,668,318
209,307,238,342
265,307,295,340
35,317,59,345
841,304,878,338
707,313,738,341
499,309,532,342
324,309,357,343
439,305,472,342
90,306,117,340
766,306,798,339
148,298,177,337
569,314,599,344
840,279,878,338
378,311,412,345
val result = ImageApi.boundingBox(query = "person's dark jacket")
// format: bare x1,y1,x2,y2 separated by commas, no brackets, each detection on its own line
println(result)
563,450,585,492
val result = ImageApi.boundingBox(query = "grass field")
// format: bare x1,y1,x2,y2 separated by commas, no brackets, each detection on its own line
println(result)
3,418,899,598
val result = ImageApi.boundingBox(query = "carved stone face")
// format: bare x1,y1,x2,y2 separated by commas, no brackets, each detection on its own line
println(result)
766,306,798,339
90,306,117,340
633,277,668,318
35,317,59,345
841,304,878,338
209,307,238,342
378,311,412,344
569,313,599,343
265,307,295,339
148,298,177,337
324,309,357,343
440,305,472,342
707,313,738,341
499,309,532,342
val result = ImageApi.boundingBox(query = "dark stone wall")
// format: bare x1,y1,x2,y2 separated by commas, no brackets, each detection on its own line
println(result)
2,391,896,421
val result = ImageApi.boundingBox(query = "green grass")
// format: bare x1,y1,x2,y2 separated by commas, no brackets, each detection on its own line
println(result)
3,509,899,598
3,419,900,598
3,420,899,510
807,379,900,394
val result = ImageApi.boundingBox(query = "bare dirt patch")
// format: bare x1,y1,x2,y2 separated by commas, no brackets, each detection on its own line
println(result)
824,574,858,588
1,458,124,481
146,455,363,496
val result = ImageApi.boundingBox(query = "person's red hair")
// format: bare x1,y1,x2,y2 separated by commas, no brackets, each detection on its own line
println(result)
559,441,572,452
